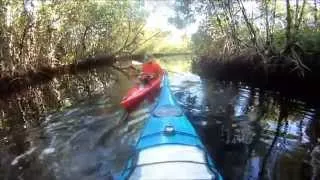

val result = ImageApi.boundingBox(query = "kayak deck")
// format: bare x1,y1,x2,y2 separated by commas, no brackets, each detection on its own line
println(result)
119,72,223,180
129,144,215,179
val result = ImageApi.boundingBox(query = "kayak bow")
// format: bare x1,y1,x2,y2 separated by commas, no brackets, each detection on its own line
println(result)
119,72,223,180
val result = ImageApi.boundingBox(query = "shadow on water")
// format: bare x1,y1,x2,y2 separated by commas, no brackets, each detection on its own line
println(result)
0,55,320,180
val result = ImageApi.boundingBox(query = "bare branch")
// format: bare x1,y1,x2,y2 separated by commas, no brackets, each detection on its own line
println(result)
81,25,90,54
113,23,144,55
139,32,161,46
114,19,132,55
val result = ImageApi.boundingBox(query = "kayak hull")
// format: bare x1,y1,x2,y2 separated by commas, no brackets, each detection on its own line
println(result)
119,72,223,180
120,74,162,110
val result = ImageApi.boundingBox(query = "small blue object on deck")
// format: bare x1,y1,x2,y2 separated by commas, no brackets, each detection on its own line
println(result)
118,72,223,180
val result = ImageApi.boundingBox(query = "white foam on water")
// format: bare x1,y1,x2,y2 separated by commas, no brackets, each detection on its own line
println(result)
11,147,37,166
43,148,55,154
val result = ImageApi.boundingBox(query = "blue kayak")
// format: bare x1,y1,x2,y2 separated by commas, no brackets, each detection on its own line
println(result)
119,72,223,180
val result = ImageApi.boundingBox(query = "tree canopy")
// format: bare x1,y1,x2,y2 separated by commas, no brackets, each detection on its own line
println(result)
170,0,320,73
0,0,190,77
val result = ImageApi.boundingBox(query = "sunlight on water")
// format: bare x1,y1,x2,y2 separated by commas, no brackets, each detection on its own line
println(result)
158,55,193,73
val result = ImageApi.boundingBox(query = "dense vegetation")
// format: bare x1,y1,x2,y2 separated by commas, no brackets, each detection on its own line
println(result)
170,0,320,100
0,0,138,73
0,2,185,178
0,0,193,97
0,1,319,179
0,0,190,78
172,0,318,56
171,0,319,75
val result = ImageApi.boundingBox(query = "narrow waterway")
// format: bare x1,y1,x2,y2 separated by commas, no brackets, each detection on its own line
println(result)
0,55,319,180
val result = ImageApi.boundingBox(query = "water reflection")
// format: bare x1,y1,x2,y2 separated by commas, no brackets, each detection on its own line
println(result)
0,67,129,180
164,65,319,179
0,55,320,180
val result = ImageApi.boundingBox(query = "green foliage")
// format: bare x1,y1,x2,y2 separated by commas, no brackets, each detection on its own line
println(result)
168,0,196,29
271,27,320,54
135,30,191,54
191,27,213,55
0,0,172,74
171,0,320,64
294,29,320,53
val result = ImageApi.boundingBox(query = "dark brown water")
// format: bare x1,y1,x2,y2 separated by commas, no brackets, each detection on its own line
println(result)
0,55,319,180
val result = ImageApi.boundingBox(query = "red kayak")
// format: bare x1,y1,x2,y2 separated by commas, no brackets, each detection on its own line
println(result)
120,73,163,110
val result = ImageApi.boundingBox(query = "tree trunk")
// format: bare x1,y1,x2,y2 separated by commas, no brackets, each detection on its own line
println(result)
237,0,257,47
285,0,292,50
81,26,90,56
294,0,299,28
264,0,270,47
270,0,277,50
314,0,318,28
295,0,306,32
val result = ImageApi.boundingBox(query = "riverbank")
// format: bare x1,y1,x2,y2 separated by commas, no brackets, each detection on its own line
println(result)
193,53,320,103
0,53,191,98
0,55,116,97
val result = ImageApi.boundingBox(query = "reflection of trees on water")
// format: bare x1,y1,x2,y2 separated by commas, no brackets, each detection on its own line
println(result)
259,99,289,179
256,99,320,180
307,111,320,148
307,109,320,180
199,81,319,180
243,89,266,179
298,118,304,143
0,68,116,179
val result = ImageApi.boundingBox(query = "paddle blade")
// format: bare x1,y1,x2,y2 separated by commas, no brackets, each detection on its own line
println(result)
132,60,143,65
